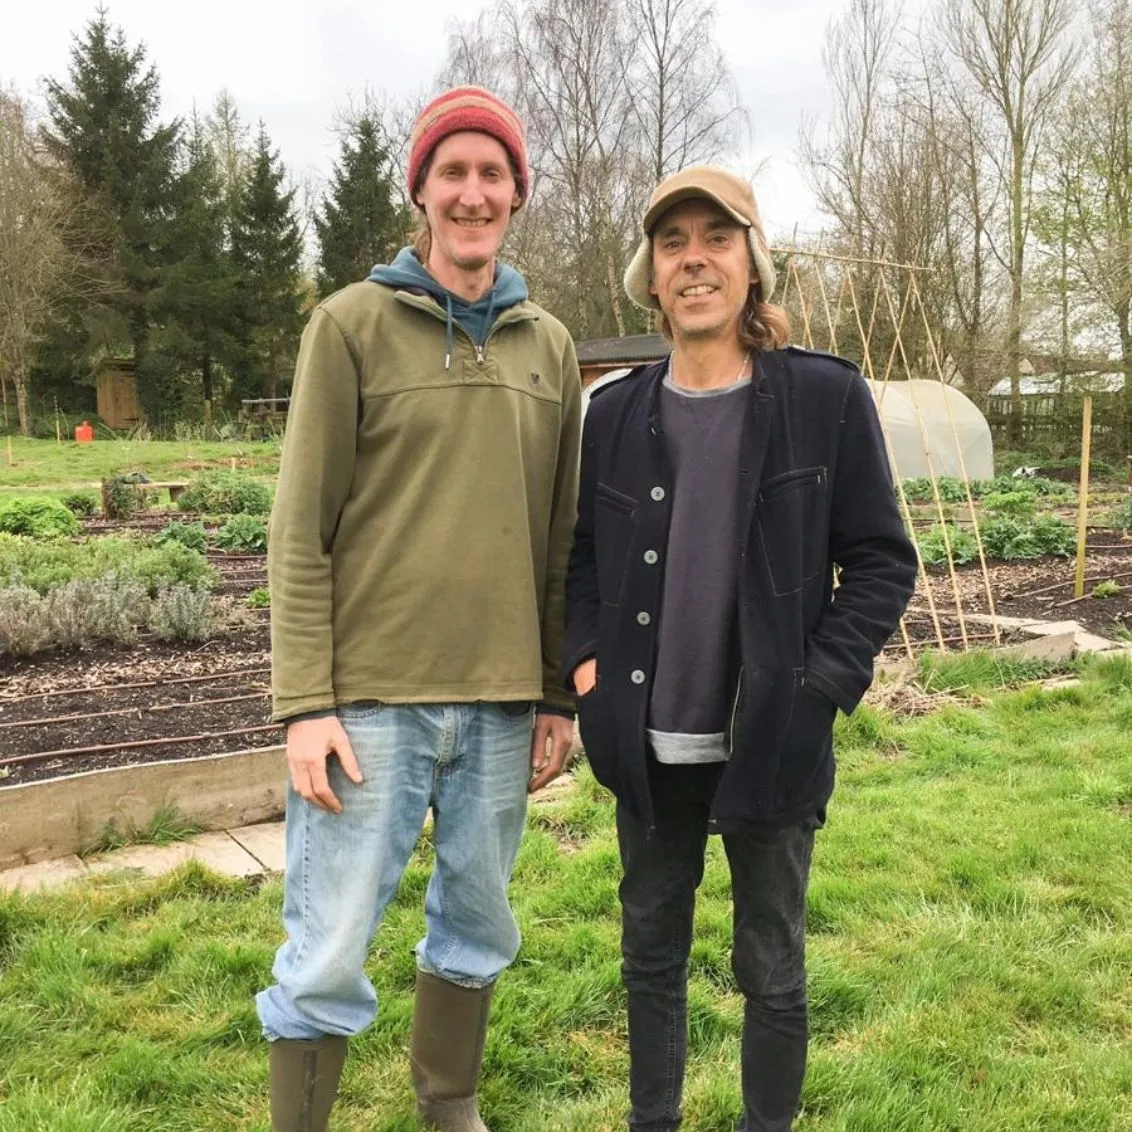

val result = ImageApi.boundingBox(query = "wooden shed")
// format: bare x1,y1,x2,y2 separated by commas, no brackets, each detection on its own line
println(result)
96,358,142,430
575,333,667,387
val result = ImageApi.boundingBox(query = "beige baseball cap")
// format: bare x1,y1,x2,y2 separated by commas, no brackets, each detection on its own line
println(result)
623,165,777,311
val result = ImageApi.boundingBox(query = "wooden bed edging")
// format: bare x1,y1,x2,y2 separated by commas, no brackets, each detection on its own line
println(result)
0,745,286,871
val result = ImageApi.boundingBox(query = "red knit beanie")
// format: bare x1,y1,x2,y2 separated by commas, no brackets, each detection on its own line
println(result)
408,87,529,209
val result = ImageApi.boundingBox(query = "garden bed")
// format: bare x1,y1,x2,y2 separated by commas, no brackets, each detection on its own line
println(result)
910,529,1132,640
4,511,1131,788
0,625,275,787
0,527,273,789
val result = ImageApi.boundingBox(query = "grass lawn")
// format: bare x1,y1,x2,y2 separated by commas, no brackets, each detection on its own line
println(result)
0,437,280,502
1,658,1130,1130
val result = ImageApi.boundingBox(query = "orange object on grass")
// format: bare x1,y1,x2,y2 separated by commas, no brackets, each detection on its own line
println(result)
74,421,94,443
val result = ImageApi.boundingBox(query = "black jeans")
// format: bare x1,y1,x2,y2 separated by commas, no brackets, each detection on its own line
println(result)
617,760,818,1132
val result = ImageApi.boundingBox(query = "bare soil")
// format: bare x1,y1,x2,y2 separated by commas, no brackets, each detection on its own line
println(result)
0,530,275,788
0,627,275,787
4,523,1131,790
905,530,1132,647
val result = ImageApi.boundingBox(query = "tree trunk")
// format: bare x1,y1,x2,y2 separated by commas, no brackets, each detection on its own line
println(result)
1059,207,1069,397
201,322,214,407
13,354,31,437
1007,135,1025,450
607,250,626,337
131,307,150,424
268,343,278,401
1119,311,1132,459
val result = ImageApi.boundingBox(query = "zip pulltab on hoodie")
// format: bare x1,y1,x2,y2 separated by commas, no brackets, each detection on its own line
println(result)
474,288,496,366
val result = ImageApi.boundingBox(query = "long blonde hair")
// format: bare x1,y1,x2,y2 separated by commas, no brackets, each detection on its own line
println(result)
411,211,433,262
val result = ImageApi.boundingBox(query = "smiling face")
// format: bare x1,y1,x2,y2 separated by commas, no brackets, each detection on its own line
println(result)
648,198,752,343
415,131,521,279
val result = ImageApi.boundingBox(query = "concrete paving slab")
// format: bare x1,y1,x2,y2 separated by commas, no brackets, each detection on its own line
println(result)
87,832,263,879
85,840,198,878
997,630,1078,661
228,822,286,872
190,831,265,877
1074,631,1120,654
960,613,1091,638
0,855,88,893
1026,620,1085,637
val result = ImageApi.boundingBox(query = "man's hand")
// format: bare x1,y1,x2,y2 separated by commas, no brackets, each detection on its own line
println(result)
573,658,598,696
529,712,574,793
286,716,364,813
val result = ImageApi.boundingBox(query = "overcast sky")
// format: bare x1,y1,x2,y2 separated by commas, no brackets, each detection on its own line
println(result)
4,0,848,241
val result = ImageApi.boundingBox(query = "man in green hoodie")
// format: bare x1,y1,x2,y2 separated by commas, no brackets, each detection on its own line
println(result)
257,87,582,1132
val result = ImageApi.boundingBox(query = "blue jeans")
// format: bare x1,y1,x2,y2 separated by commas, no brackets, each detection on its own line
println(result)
257,701,534,1041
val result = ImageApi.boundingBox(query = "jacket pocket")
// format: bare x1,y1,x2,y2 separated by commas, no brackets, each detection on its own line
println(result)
776,677,836,806
755,466,828,596
594,483,638,607
575,684,617,791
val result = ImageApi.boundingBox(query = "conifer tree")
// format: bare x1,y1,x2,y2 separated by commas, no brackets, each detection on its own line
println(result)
229,124,303,404
315,114,407,296
43,8,180,418
154,117,241,414
206,88,252,224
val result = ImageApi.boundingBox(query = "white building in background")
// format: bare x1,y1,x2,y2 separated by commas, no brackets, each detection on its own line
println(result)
986,372,1126,397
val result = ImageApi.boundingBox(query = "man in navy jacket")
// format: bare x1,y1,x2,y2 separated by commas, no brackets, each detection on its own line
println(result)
564,167,916,1131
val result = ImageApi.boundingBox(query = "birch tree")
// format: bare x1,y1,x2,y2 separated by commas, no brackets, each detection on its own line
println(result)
941,0,1078,441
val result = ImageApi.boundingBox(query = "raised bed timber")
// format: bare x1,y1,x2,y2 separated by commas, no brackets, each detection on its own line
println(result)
0,744,286,871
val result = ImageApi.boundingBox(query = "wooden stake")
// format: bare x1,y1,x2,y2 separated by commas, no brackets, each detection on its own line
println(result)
790,259,816,348
812,257,839,351
230,456,237,471
1074,396,1093,598
877,268,969,648
910,271,1002,646
844,264,945,651
55,417,62,444
6,434,12,466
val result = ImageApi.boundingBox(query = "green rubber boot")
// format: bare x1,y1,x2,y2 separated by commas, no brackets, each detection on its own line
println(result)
269,1035,348,1132
410,970,495,1132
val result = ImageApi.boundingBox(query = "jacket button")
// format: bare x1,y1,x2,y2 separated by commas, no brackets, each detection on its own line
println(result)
650,486,665,501
637,611,651,625
643,549,659,564
631,670,646,684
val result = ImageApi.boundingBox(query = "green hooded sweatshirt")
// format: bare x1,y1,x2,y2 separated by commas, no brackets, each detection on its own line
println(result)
267,258,582,720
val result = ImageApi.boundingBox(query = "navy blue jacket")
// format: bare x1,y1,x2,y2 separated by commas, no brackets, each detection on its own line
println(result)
563,347,917,833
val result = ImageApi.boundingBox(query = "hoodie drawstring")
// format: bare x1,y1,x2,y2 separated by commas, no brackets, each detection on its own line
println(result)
483,290,497,353
444,294,454,371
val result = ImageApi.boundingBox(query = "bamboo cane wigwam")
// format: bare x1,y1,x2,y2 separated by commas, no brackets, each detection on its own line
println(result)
773,247,1003,656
